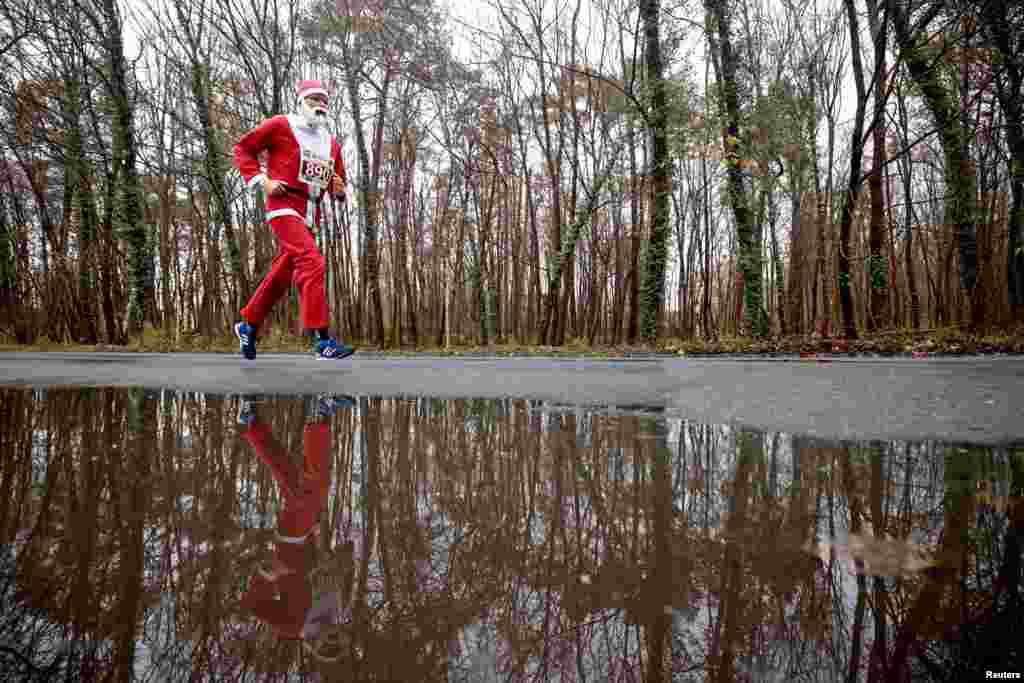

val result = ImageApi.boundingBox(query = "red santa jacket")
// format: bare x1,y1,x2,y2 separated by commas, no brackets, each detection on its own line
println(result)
234,114,347,228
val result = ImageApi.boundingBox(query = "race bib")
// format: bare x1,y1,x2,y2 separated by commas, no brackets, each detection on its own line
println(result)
299,147,332,188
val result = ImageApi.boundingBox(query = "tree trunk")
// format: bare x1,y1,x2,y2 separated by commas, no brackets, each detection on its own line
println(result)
100,0,153,335
702,158,714,338
707,0,767,338
343,43,388,346
768,191,786,335
627,125,642,344
842,443,867,683
538,116,564,346
511,180,522,343
538,151,620,348
527,172,542,343
645,418,673,681
902,156,921,329
63,72,100,344
0,193,17,340
712,429,759,682
610,205,624,344
868,444,890,682
866,0,889,332
539,194,563,345
979,0,1024,322
192,61,246,315
836,0,868,340
638,0,671,344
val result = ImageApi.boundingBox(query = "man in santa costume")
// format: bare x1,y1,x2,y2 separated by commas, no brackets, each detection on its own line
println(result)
232,79,354,360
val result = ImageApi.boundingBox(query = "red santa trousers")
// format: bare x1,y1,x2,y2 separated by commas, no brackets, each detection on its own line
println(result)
240,214,329,331
241,420,331,538
239,421,331,638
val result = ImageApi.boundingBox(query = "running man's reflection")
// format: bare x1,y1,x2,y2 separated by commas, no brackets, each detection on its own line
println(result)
236,394,355,642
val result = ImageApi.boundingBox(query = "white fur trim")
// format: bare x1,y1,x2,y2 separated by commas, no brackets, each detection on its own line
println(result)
297,87,328,102
276,531,312,544
266,208,302,221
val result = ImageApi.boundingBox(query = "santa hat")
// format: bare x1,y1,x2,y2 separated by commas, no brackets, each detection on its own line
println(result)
296,79,329,105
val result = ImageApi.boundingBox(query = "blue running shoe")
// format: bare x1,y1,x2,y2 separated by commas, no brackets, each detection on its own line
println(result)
316,338,355,360
333,395,357,410
237,397,259,426
307,394,357,420
234,322,257,360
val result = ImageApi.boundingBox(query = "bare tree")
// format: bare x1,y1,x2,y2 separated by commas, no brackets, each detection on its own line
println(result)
307,0,449,345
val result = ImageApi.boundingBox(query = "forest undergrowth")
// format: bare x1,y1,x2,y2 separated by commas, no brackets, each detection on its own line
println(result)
3,323,1023,357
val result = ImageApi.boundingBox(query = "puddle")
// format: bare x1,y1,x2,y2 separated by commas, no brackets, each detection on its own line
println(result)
0,387,1021,681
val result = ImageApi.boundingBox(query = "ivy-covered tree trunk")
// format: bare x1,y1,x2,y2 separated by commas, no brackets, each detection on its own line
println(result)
889,1,980,330
865,0,889,332
112,387,155,679
715,427,759,680
707,0,767,338
538,151,620,345
638,0,671,343
556,138,579,346
645,416,674,679
190,62,246,315
100,0,153,335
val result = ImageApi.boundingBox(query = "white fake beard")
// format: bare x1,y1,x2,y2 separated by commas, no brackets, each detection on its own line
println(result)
302,102,328,130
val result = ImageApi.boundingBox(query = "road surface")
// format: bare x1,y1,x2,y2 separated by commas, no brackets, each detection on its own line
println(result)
1,352,1022,445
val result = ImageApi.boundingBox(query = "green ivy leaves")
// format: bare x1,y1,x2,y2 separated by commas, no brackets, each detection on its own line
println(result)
869,253,887,291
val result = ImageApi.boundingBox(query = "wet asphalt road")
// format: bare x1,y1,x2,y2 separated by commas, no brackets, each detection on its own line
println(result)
0,352,1022,445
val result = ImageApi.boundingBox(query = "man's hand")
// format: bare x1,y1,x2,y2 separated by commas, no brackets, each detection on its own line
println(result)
330,174,345,197
263,177,285,198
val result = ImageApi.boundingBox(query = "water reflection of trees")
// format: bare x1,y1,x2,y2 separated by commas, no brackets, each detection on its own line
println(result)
0,387,1020,681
